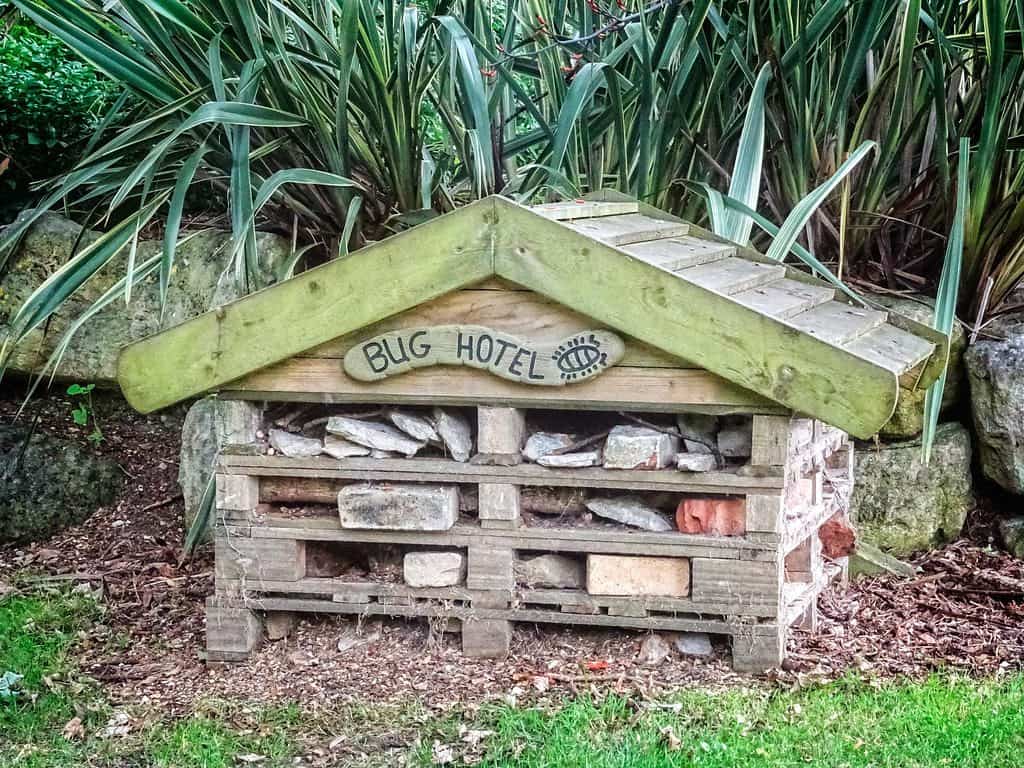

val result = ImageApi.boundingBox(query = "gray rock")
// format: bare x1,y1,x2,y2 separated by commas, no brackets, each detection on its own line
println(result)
326,416,424,457
536,451,600,468
638,634,672,666
965,316,1024,494
584,496,673,532
178,397,261,529
0,425,122,543
603,426,678,470
523,432,574,462
386,409,440,444
716,417,752,458
673,632,713,657
338,483,458,530
848,542,916,579
999,516,1024,560
850,422,973,556
265,612,296,641
675,452,716,472
0,212,290,384
876,295,967,438
322,435,371,459
370,449,399,459
269,428,323,458
675,414,719,453
515,554,585,589
433,408,473,462
403,551,466,587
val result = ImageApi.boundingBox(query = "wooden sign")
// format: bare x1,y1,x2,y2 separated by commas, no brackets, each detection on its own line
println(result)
343,325,625,386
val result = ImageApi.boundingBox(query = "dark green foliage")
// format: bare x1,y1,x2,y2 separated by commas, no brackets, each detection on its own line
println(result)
0,423,121,543
0,20,118,221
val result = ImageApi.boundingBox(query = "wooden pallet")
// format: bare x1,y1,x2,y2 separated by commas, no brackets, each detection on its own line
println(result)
206,410,851,672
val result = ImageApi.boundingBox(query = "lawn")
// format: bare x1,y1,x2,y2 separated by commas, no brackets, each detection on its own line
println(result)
2,587,1023,767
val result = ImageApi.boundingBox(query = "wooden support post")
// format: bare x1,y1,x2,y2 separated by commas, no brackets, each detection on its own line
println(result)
690,558,782,612
751,415,793,467
216,473,260,514
206,597,262,662
462,618,513,658
476,406,526,465
478,483,520,529
214,536,307,589
745,493,784,535
732,624,785,673
467,545,514,591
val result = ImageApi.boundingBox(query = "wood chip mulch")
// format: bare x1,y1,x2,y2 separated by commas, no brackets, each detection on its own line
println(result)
1,390,1022,716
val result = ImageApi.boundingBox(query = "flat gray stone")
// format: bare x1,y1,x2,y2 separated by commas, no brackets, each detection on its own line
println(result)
326,416,425,457
536,451,600,468
638,634,672,666
716,418,752,458
850,422,973,556
269,428,323,458
585,496,673,532
603,426,679,470
338,483,458,530
523,432,575,462
675,414,719,453
387,409,440,443
674,631,713,657
515,554,585,589
403,551,466,587
433,408,473,462
965,316,1024,494
322,435,371,459
675,452,716,472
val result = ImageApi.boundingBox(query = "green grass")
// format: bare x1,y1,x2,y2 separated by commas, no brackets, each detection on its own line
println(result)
413,676,1024,767
4,587,1024,767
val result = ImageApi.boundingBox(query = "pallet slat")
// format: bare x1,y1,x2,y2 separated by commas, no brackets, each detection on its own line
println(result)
678,257,787,295
787,301,888,345
619,237,734,271
732,278,834,320
561,213,690,245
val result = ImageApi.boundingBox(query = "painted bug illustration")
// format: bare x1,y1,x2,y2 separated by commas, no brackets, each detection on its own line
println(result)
551,334,610,381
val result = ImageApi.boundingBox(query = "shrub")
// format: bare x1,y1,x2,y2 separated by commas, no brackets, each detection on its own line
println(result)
0,20,118,220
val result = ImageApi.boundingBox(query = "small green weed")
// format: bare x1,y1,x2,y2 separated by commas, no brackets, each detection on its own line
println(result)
66,382,103,445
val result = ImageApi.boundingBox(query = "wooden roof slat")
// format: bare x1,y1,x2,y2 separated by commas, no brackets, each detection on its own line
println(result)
532,200,639,220
787,301,889,346
677,256,787,295
843,324,935,377
620,237,735,271
561,213,689,245
731,278,835,320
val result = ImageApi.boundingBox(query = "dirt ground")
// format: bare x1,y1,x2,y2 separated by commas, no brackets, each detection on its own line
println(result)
2,389,1023,717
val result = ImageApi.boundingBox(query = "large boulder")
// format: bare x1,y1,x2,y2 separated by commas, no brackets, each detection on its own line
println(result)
850,422,973,557
0,425,122,543
965,316,1024,494
876,295,966,439
179,397,261,529
0,212,290,385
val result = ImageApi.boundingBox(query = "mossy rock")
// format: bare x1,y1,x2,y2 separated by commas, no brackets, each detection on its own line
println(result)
850,422,973,557
0,425,122,544
0,212,291,386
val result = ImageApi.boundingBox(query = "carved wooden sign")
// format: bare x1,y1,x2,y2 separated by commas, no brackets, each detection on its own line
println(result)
343,325,625,386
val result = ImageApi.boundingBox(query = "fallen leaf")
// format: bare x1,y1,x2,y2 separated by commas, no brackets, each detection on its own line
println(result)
586,660,609,671
659,726,682,752
532,675,550,692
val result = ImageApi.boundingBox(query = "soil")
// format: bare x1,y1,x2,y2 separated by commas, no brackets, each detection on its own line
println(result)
2,389,1023,717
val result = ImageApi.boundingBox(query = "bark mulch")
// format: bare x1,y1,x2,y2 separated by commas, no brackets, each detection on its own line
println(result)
1,391,1022,715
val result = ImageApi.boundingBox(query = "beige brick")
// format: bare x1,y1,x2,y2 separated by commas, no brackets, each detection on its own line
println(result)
477,407,526,456
586,555,690,597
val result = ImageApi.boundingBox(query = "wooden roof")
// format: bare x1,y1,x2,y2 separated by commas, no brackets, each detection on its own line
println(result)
117,194,947,438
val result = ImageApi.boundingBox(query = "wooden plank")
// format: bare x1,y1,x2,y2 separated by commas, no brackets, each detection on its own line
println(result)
787,301,888,346
732,278,834,320
468,546,514,591
226,360,783,414
750,415,793,467
560,213,689,245
117,198,497,413
216,474,259,513
678,257,787,295
843,324,935,377
492,198,903,438
298,287,689,369
226,578,475,601
531,200,639,220
619,237,734,271
250,596,779,636
214,537,306,586
519,589,779,618
690,558,782,612
220,454,785,494
206,597,262,661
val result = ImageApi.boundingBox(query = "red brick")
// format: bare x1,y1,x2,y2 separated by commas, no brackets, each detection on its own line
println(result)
819,513,856,558
675,498,746,536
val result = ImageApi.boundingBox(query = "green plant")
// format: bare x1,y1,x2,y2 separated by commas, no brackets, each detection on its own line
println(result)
65,382,101,445
0,19,118,220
